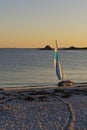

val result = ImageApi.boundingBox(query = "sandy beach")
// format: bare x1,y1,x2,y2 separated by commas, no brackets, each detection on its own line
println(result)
0,84,87,130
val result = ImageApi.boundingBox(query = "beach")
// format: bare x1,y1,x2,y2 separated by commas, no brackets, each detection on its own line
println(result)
0,85,87,130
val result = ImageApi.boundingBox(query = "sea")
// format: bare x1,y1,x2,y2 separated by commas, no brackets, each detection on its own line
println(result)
0,48,87,88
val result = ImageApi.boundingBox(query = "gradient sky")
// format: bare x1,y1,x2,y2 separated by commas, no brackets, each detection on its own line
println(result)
0,0,87,48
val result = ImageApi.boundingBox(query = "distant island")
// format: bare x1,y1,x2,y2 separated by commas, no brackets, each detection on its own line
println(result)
62,46,87,50
39,45,87,50
39,45,53,50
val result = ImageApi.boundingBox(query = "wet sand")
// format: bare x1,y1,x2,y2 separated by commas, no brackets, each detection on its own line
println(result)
0,85,87,130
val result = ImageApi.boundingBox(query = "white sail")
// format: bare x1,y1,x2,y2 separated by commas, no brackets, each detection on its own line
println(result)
54,40,63,80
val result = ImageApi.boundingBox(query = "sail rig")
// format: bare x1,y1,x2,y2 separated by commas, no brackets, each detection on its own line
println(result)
54,40,63,80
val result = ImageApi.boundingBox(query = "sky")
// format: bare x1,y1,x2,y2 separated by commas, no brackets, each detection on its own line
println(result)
0,0,87,48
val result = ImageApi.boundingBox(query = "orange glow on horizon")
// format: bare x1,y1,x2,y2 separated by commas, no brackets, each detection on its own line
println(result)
0,1,87,48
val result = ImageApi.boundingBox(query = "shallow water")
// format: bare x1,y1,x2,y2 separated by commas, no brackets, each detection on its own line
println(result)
0,48,87,88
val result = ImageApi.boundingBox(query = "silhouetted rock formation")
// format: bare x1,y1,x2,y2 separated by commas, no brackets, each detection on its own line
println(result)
39,45,53,50
63,46,87,50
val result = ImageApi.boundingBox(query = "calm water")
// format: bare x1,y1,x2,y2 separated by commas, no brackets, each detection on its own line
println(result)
0,48,87,88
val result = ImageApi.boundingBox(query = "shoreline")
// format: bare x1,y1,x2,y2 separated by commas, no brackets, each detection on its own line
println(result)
1,81,87,90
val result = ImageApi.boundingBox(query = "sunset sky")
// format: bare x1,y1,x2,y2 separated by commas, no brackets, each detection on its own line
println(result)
0,0,87,48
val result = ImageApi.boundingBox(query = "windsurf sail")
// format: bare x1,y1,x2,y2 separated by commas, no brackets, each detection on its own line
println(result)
54,40,63,80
